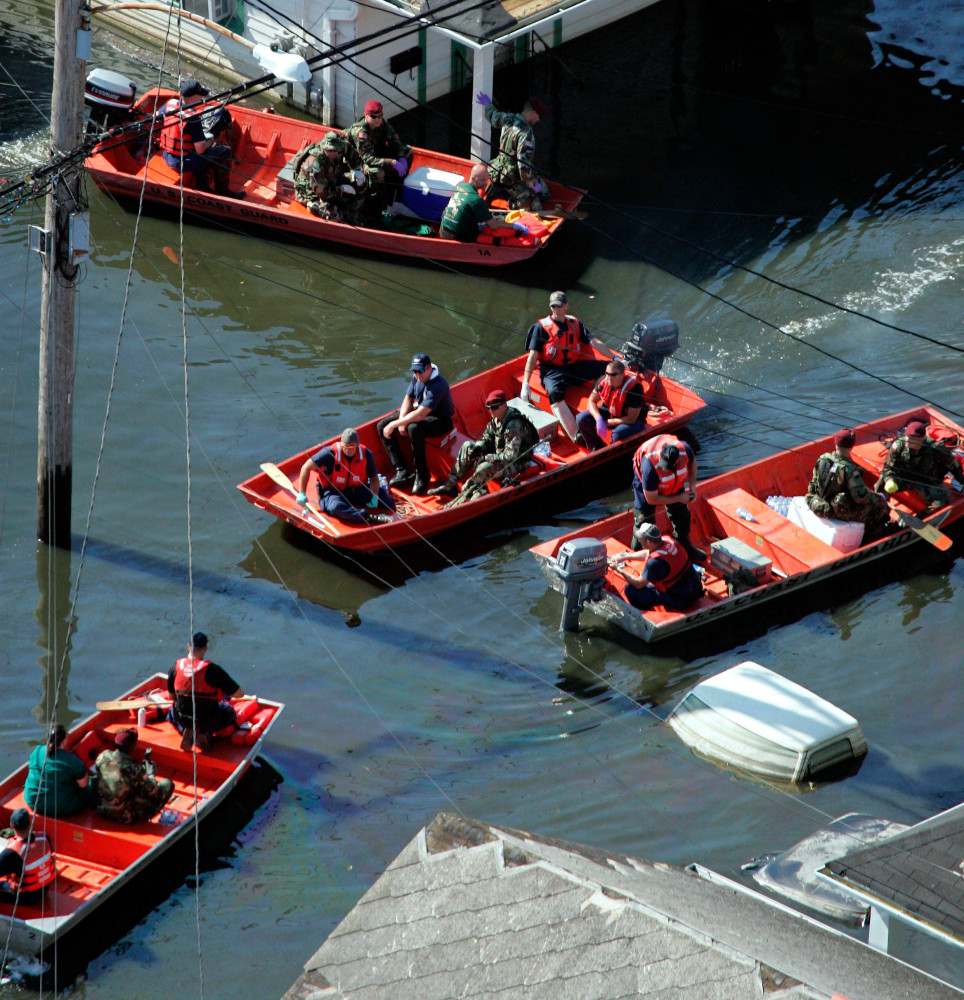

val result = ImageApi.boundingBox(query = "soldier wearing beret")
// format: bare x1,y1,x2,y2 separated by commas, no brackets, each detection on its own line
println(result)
346,99,413,215
807,428,890,531
875,418,961,514
474,93,548,211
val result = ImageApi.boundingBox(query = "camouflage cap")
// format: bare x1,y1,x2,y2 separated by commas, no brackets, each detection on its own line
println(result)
321,131,347,152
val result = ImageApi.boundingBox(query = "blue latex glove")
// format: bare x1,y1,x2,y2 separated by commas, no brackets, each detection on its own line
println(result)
595,417,608,440
394,157,408,177
295,491,308,505
512,222,529,235
475,91,491,107
367,494,379,508
532,180,545,195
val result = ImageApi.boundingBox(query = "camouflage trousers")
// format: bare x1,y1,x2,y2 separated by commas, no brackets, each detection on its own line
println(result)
305,196,362,225
806,493,889,528
484,179,541,211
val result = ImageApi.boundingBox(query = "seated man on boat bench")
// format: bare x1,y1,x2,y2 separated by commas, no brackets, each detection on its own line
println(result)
439,165,530,243
168,631,245,751
291,131,366,224
608,522,704,612
0,807,56,901
346,99,413,218
428,389,539,504
576,358,649,452
159,80,241,198
92,729,174,824
874,418,961,515
295,427,395,526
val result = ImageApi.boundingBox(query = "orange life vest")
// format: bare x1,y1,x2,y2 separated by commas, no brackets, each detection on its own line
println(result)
321,443,370,492
159,102,196,157
174,657,219,700
596,373,638,418
633,434,688,494
648,536,690,593
1,834,55,894
537,315,584,367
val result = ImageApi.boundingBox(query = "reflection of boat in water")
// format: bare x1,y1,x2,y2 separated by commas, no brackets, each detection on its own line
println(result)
84,84,584,266
531,407,964,651
0,674,283,988
237,349,706,555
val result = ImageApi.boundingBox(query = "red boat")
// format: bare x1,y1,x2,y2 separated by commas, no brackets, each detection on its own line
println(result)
0,675,283,986
237,349,707,554
84,86,584,266
531,407,964,650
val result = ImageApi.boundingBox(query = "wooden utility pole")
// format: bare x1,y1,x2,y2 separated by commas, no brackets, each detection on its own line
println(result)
37,0,88,547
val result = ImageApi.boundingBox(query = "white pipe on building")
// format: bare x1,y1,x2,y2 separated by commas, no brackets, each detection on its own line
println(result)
320,0,357,125
471,43,494,163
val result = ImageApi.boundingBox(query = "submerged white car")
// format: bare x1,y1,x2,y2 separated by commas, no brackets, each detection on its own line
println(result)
668,661,867,783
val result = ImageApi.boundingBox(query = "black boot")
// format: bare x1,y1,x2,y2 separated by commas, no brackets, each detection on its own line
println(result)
680,537,707,564
427,476,458,498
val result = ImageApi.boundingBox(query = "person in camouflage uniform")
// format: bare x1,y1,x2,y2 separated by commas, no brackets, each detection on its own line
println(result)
806,428,890,533
427,389,539,504
874,418,961,514
93,729,174,824
475,93,548,210
345,99,413,215
291,131,365,224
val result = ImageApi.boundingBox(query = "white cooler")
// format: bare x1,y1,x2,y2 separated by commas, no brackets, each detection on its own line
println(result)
401,166,463,222
787,496,865,552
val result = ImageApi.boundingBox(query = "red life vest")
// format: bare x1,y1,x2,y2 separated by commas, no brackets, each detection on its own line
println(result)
174,657,219,700
633,434,688,494
537,315,584,367
159,102,196,157
648,536,690,593
596,373,638,418
321,443,370,492
0,834,55,894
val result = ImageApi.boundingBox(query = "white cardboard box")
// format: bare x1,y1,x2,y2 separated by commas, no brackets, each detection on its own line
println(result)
787,495,864,552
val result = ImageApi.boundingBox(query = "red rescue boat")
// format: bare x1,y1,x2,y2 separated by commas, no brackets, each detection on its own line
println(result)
531,407,964,651
0,674,283,987
237,348,706,555
84,85,584,266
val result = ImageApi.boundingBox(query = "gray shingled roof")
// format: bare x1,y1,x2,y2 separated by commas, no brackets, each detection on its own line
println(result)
281,812,962,1000
824,800,964,938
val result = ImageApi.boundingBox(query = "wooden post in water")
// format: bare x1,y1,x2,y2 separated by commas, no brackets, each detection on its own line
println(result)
37,0,88,547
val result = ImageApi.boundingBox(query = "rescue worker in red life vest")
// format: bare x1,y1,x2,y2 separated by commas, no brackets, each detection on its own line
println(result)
0,807,55,901
159,80,242,198
167,631,245,752
608,522,704,612
295,427,396,525
521,291,615,444
631,435,706,562
575,357,661,451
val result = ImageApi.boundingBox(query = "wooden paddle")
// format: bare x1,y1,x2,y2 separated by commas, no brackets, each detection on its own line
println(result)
542,206,587,221
259,462,342,536
96,697,171,711
890,504,953,552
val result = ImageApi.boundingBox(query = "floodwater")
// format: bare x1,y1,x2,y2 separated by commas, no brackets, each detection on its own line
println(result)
2,0,964,994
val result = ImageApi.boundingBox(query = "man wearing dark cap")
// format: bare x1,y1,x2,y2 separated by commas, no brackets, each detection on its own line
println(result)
295,427,395,525
475,92,547,210
93,729,174,824
428,388,539,502
159,80,241,197
807,428,890,533
521,290,616,444
346,98,414,215
377,353,456,495
168,632,245,751
631,433,704,561
290,130,366,222
608,522,704,612
875,418,961,515
0,807,55,899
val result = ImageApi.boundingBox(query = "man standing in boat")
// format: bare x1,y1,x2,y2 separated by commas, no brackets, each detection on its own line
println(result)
631,435,706,563
377,353,456,496
168,632,245,752
0,808,55,901
295,427,395,525
439,164,531,243
576,358,649,451
346,99,413,216
521,291,615,444
874,419,960,515
608,522,703,612
428,389,539,502
291,131,366,223
159,80,239,198
475,93,547,211
807,428,890,534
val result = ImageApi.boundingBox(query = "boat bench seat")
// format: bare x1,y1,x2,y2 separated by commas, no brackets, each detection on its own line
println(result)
704,487,839,573
145,153,196,190
850,440,890,475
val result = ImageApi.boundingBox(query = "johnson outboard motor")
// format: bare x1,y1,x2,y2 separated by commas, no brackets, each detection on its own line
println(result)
619,318,679,374
84,69,137,132
552,537,608,631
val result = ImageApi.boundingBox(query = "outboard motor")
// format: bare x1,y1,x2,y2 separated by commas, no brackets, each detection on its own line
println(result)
619,318,679,374
84,69,137,133
552,537,608,631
